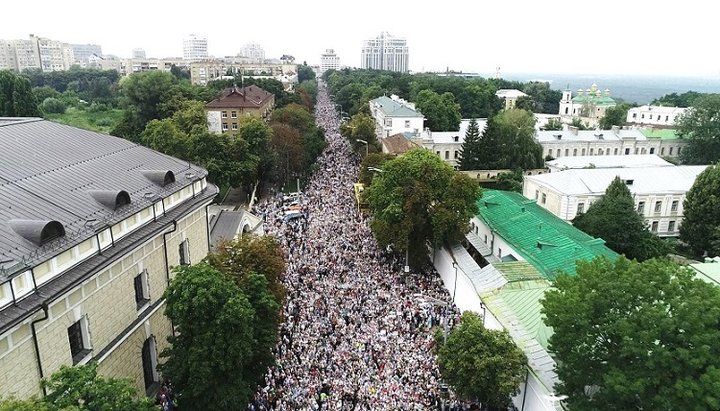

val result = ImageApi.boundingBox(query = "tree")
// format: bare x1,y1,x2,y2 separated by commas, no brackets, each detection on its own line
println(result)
570,117,591,130
677,95,720,164
359,152,395,185
599,103,630,129
161,263,257,410
111,71,178,140
522,81,563,114
494,169,524,192
651,91,703,107
573,176,670,261
473,109,543,170
458,118,483,170
270,123,304,185
340,113,378,155
40,97,67,114
0,70,39,117
541,117,563,131
414,89,461,131
0,362,157,411
297,63,316,83
680,164,720,256
542,256,720,411
514,95,538,112
366,149,480,267
437,312,527,410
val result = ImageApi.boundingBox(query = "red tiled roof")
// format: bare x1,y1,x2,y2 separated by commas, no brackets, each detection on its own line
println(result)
206,86,274,109
381,133,416,154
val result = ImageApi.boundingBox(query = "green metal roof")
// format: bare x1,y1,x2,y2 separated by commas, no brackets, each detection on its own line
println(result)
571,94,616,106
476,190,619,280
640,128,680,140
691,259,720,286
481,262,554,351
371,96,424,118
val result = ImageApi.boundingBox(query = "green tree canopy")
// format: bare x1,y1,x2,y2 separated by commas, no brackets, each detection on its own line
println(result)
437,312,527,410
366,149,480,267
651,91,704,107
111,71,178,140
458,118,483,170
340,113,378,155
359,152,396,185
414,89,461,131
522,81,562,114
542,256,720,411
598,103,630,129
161,263,258,410
0,70,40,117
570,117,591,130
677,95,720,164
573,176,670,261
297,63,316,83
541,117,563,131
680,164,720,256
473,109,543,170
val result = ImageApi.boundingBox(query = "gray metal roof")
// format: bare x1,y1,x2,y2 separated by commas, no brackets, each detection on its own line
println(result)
209,210,244,248
0,118,209,279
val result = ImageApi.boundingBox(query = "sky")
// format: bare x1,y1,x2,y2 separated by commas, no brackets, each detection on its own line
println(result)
3,0,720,78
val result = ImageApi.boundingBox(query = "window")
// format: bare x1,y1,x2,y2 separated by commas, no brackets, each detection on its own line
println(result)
221,111,227,118
654,201,662,213
484,234,488,244
565,149,569,156
577,202,585,214
454,151,459,159
404,120,411,128
632,113,637,119
222,123,228,131
178,239,190,266
589,148,594,155
68,318,91,364
231,111,237,118
498,248,502,258
581,148,586,156
436,151,440,156
573,148,577,156
142,337,158,391
625,148,630,155
598,149,603,155
669,147,674,155
671,200,678,212
649,147,655,154
651,221,658,232
453,136,459,142
641,114,645,119
678,147,682,154
445,151,449,159
661,147,665,155
665,115,669,122
232,123,238,130
634,148,639,154
565,107,569,114
637,201,645,213
535,190,539,200
541,193,547,204
668,221,676,232
614,148,619,155
384,118,392,127
134,270,150,310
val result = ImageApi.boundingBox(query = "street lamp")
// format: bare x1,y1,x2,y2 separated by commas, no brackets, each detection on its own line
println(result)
356,139,369,156
451,261,458,305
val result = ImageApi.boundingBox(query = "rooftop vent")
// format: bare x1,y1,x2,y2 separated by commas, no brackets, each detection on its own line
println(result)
625,179,634,185
594,133,604,140
141,170,176,187
88,190,131,210
9,219,66,246
553,134,562,140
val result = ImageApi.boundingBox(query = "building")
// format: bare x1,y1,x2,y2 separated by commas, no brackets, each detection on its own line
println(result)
206,85,275,132
183,34,208,61
537,126,687,160
522,165,707,236
118,57,188,77
361,32,409,73
68,43,102,66
627,105,687,126
496,89,528,110
0,117,217,399
369,95,424,139
238,43,265,64
379,133,418,156
319,49,340,75
131,48,146,59
189,60,297,86
0,36,101,71
417,119,487,168
558,84,616,126
546,154,673,172
208,209,263,249
0,40,19,70
692,257,720,286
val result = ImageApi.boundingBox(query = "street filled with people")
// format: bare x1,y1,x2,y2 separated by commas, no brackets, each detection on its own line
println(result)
249,82,466,410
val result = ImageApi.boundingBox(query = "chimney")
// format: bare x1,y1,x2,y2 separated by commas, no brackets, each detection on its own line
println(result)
568,126,579,135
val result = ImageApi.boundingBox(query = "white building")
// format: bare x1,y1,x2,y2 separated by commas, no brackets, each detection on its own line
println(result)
319,49,340,75
183,34,208,61
418,119,487,168
68,43,102,66
361,32,409,73
546,154,673,173
626,105,687,126
238,43,265,64
131,48,146,59
537,126,687,160
369,95,424,138
558,84,616,126
496,89,528,110
522,165,708,236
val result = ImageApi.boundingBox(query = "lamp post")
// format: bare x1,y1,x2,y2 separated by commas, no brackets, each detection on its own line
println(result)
451,261,458,305
356,139,369,156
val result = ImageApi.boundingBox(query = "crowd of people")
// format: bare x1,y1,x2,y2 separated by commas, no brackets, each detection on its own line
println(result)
249,83,470,410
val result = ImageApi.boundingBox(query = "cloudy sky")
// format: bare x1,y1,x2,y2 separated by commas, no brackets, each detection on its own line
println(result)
3,0,719,78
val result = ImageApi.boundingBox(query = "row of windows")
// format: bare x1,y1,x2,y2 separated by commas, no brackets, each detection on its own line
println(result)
221,111,238,118
547,145,683,158
632,113,671,122
650,220,677,232
221,122,239,131
436,150,460,160
574,199,680,215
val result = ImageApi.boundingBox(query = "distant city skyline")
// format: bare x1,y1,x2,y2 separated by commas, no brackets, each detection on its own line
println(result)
2,0,720,78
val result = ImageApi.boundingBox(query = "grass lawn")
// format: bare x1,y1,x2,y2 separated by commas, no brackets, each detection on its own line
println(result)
45,107,124,134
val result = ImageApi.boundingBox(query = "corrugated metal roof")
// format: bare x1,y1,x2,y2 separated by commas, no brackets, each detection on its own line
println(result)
209,210,244,248
547,154,672,171
639,128,680,140
0,118,209,278
370,96,424,118
476,190,618,279
526,165,707,196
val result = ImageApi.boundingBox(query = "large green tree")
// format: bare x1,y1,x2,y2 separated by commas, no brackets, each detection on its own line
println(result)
414,89,461,131
436,312,527,410
458,118,483,170
0,363,157,411
651,91,704,107
474,109,543,170
573,176,670,261
598,103,630,129
680,164,720,256
111,71,178,140
677,95,720,164
297,63,316,83
0,70,40,117
542,256,720,411
366,149,480,267
340,113,378,155
161,263,257,410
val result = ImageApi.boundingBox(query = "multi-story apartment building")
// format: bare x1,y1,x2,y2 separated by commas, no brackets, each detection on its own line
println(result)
189,60,296,85
131,48,146,59
0,117,217,399
537,126,687,160
319,49,340,75
119,57,188,77
0,40,19,71
626,105,688,126
0,36,102,71
206,85,275,132
183,34,208,61
9,38,41,71
69,44,103,66
522,165,707,236
361,32,409,73
238,43,265,64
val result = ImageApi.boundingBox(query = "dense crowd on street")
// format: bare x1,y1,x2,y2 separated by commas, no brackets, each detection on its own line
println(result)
249,82,471,410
